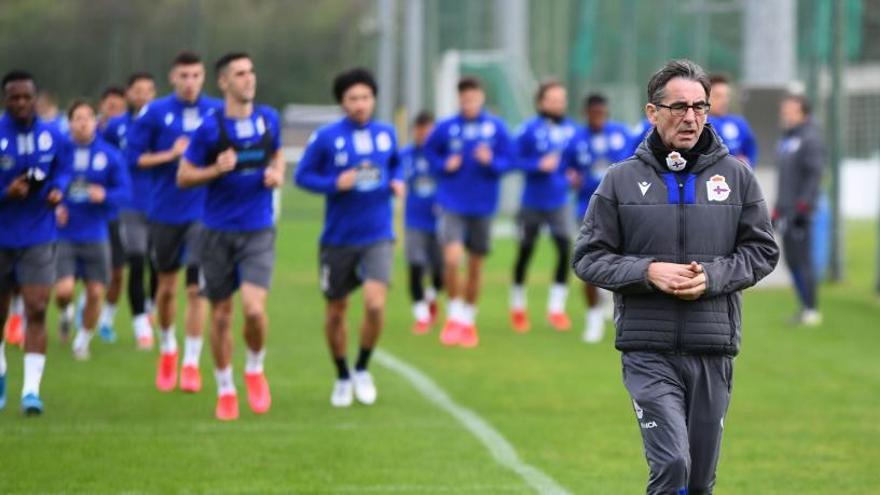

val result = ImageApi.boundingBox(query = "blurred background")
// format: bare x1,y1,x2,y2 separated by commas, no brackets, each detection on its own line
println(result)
1,0,878,285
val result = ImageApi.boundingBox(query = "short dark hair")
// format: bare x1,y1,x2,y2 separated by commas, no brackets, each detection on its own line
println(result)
646,59,711,105
126,72,154,88
67,99,94,120
457,76,482,93
535,78,564,104
214,52,251,75
172,51,202,67
413,110,434,127
584,92,608,108
2,70,35,92
709,73,730,87
783,93,812,116
101,86,125,101
332,67,377,103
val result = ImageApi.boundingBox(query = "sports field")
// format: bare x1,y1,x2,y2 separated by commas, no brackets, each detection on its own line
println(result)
1,186,878,494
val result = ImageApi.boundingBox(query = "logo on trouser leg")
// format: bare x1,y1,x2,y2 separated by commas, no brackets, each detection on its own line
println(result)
632,400,643,419
633,400,658,428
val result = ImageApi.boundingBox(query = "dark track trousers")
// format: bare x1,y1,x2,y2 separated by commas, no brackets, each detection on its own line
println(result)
622,352,734,495
782,218,817,310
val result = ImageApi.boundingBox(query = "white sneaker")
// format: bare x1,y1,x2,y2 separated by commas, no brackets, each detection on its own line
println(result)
72,330,93,360
582,310,605,344
330,379,353,408
801,309,822,327
352,370,377,405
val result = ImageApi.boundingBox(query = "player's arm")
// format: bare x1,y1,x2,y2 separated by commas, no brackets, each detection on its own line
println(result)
128,106,188,169
177,150,236,188
263,149,286,189
423,124,457,174
294,131,345,194
515,125,545,173
484,121,512,174
387,139,405,197
138,136,189,168
262,110,287,189
46,134,70,205
100,150,131,206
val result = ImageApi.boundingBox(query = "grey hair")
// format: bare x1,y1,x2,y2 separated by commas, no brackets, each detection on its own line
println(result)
646,59,711,105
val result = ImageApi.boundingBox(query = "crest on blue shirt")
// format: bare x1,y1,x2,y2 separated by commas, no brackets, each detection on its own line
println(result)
722,122,740,140
92,152,108,171
376,131,392,152
481,121,496,138
38,131,53,151
0,138,7,151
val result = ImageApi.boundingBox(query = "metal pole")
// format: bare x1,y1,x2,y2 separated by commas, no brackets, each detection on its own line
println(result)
404,0,424,126
828,0,845,281
376,0,396,123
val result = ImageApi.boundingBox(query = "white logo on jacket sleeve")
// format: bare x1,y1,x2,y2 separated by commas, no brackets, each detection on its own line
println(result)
638,181,651,196
706,174,731,201
92,152,108,171
38,131,53,151
376,131,391,152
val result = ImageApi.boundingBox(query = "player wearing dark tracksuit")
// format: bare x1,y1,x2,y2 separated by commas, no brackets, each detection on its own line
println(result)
773,94,825,326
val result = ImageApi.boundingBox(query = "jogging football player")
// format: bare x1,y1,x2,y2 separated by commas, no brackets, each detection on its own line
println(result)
103,72,158,349
423,76,512,348
295,67,403,407
401,111,443,334
0,71,69,414
178,52,284,420
128,52,221,392
509,80,577,333
54,100,130,359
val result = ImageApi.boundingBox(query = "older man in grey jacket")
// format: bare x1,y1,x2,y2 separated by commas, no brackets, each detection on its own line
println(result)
572,59,778,494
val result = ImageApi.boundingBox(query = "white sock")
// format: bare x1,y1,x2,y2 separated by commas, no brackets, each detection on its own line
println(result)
413,301,430,322
160,327,178,354
0,342,6,375
461,303,477,326
586,307,605,331
182,336,202,367
510,285,526,310
245,348,266,374
100,303,117,326
215,366,235,396
11,295,24,315
448,298,464,323
22,353,45,397
145,298,155,314
425,286,437,303
60,303,74,324
74,327,95,350
76,291,86,310
548,283,568,314
134,314,152,338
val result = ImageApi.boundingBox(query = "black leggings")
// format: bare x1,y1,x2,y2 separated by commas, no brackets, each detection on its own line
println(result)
127,254,159,315
408,264,443,303
513,234,570,285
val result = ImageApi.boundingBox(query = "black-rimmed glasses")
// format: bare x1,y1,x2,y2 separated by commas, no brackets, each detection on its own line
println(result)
655,101,711,117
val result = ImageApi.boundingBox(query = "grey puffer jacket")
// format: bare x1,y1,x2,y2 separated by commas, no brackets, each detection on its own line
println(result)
572,126,779,356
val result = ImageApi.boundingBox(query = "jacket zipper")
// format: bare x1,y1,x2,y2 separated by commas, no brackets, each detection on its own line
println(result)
676,177,685,353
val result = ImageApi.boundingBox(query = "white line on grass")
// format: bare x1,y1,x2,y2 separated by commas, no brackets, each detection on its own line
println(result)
375,349,571,495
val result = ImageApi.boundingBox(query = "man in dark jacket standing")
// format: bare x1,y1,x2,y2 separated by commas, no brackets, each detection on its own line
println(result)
774,94,825,326
572,59,778,494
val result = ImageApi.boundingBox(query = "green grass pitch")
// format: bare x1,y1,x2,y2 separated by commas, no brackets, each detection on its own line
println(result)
1,186,878,493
